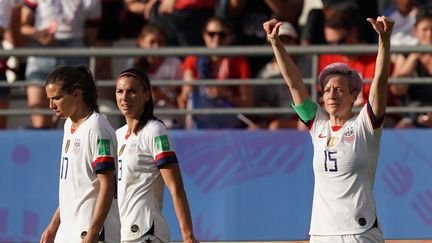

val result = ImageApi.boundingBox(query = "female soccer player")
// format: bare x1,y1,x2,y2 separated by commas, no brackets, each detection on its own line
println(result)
115,68,198,243
263,16,394,243
41,65,120,243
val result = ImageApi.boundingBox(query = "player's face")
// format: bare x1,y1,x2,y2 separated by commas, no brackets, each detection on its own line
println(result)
322,74,356,117
46,83,79,119
116,76,150,120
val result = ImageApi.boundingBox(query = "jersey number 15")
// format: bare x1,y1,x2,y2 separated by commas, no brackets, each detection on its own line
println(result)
324,150,338,172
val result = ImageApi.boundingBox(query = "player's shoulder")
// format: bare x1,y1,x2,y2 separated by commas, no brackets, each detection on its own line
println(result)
116,124,128,136
143,119,168,136
145,119,166,130
87,112,115,133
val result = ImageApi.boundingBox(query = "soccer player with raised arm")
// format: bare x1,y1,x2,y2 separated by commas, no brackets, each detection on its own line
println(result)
263,16,394,243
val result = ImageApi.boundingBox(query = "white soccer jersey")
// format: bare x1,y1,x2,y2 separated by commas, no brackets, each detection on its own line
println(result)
116,120,179,242
23,0,101,39
308,103,383,235
56,112,120,243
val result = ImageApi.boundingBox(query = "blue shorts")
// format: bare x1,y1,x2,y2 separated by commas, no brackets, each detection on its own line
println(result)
25,38,89,83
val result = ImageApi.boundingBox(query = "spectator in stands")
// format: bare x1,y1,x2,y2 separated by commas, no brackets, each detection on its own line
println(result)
319,10,375,106
20,0,101,129
177,16,252,129
115,0,216,78
132,0,218,46
107,1,149,89
41,65,119,243
224,0,304,77
115,68,198,243
132,22,184,129
95,0,122,81
0,0,13,129
381,0,419,46
3,1,27,84
253,21,310,129
121,0,149,39
301,0,378,45
318,9,401,127
94,0,124,130
392,7,432,127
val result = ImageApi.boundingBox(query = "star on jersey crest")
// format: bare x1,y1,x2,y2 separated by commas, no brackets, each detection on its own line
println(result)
145,238,152,243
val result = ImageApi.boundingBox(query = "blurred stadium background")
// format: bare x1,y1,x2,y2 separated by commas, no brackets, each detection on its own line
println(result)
0,46,431,242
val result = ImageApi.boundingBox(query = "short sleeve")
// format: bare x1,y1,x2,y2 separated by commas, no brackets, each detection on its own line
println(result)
145,121,179,168
90,126,116,173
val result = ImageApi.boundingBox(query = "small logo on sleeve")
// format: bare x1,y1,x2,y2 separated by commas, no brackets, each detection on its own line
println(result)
97,139,111,156
155,135,171,152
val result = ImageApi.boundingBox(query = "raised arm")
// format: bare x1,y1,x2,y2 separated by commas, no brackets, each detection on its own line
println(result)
263,19,309,105
366,16,394,118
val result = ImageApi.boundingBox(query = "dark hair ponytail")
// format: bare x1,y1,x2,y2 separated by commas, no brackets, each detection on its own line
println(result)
46,65,99,112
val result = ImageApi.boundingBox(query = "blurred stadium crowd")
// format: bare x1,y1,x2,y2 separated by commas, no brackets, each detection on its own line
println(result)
1,0,432,130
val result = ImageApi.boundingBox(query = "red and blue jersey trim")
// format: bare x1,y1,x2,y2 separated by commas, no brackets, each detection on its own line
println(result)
92,156,115,173
366,101,384,129
155,151,178,168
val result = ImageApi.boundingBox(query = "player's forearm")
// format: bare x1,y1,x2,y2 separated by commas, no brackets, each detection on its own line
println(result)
271,42,309,105
171,189,195,242
87,172,115,237
369,34,391,116
49,207,61,231
374,34,391,88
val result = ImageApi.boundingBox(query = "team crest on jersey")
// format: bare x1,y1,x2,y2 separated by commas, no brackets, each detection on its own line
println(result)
155,135,171,152
65,139,70,153
97,139,111,156
73,139,81,153
128,140,138,155
343,126,355,143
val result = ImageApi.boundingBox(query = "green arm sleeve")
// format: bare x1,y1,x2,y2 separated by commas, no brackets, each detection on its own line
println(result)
291,98,318,121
